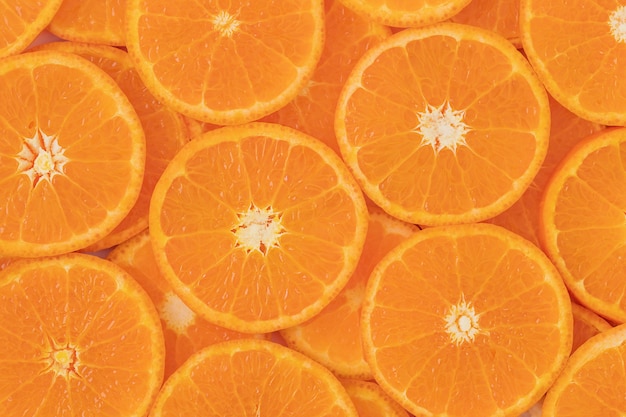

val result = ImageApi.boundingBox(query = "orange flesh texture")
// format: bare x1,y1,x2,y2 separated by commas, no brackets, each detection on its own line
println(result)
261,0,391,155
571,303,612,353
150,123,368,333
520,0,626,125
337,24,549,225
540,127,626,323
342,379,410,417
280,210,417,379
0,0,63,57
126,0,325,124
107,230,267,379
48,0,126,45
363,224,572,417
450,0,522,47
149,339,358,417
0,254,164,416
0,51,145,257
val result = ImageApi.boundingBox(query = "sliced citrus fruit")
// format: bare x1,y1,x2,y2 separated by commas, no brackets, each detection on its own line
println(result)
261,0,391,155
149,122,369,334
0,253,164,416
520,0,626,125
571,302,612,353
362,223,573,417
107,230,268,379
335,23,550,226
0,50,145,258
280,208,417,379
126,0,325,125
32,41,189,252
341,379,410,417
47,0,126,46
148,339,358,417
450,0,522,47
336,0,472,28
540,127,626,323
0,258,16,271
542,323,626,417
0,0,63,58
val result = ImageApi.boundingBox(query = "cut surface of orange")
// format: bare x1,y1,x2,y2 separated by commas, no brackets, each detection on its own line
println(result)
362,223,573,417
261,0,391,155
47,0,126,46
341,379,409,417
540,127,626,324
0,50,145,258
0,0,63,58
336,0,472,28
0,253,165,416
149,122,369,334
126,0,325,125
571,302,612,353
542,323,626,417
335,23,550,226
520,0,626,126
280,208,417,379
32,41,189,252
107,230,268,379
148,339,358,417
449,0,522,47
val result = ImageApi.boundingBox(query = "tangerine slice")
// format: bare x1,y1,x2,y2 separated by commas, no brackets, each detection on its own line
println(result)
341,379,410,417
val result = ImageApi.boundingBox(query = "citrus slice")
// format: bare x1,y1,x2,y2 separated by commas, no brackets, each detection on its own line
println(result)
540,127,626,323
261,0,391,155
542,323,626,417
341,379,410,417
336,0,472,28
32,41,189,252
149,122,369,334
362,223,573,417
0,0,63,58
571,302,612,353
126,0,325,125
0,50,145,258
449,0,522,48
520,0,626,125
280,208,417,379
0,253,164,416
107,230,268,378
335,23,550,226
47,0,126,46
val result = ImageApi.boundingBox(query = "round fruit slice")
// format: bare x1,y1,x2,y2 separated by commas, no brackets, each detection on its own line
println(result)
148,339,358,417
335,23,550,226
126,0,325,125
107,230,268,378
32,41,189,252
0,0,63,58
341,379,410,417
149,122,369,333
520,0,626,125
540,127,626,323
362,223,573,417
542,323,626,417
0,253,165,416
0,50,145,258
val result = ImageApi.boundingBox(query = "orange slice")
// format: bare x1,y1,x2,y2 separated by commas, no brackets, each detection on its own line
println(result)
540,127,626,323
32,41,189,252
571,302,612,353
542,323,626,417
336,0,472,28
0,50,145,258
126,0,325,125
107,230,268,379
148,339,357,416
0,0,63,58
47,0,126,46
335,23,550,226
362,223,573,417
149,122,369,334
280,208,417,379
0,253,164,416
520,0,626,125
341,379,410,417
261,0,391,155
449,0,522,48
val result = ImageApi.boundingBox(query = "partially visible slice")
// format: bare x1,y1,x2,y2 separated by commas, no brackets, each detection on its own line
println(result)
571,302,612,353
341,379,410,417
450,0,522,47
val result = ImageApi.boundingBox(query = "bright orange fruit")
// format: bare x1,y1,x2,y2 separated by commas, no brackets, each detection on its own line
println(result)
362,223,573,417
335,23,550,226
126,0,325,125
0,253,165,416
341,379,410,417
450,0,522,47
148,339,358,417
0,50,145,258
149,122,369,334
571,302,612,353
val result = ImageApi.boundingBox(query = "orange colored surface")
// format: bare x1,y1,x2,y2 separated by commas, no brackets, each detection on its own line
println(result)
0,0,62,58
